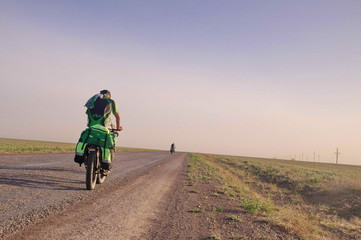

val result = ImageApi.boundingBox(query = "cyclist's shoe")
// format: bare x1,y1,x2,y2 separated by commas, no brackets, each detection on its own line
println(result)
101,169,110,176
74,155,84,166
101,162,111,170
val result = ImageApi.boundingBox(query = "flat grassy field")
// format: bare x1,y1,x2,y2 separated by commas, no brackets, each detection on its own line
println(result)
188,153,361,240
0,138,160,153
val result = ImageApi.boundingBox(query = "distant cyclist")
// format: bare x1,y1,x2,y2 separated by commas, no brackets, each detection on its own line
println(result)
170,143,175,154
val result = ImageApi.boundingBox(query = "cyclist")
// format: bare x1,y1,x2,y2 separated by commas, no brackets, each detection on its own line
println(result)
75,90,123,170
170,143,175,154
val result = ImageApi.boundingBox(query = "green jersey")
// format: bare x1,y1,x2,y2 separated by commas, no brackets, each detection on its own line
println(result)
86,97,118,128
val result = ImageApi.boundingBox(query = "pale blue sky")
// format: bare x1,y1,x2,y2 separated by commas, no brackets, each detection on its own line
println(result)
1,1,360,164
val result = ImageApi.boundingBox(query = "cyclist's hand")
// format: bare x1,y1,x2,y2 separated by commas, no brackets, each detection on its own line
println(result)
117,126,123,131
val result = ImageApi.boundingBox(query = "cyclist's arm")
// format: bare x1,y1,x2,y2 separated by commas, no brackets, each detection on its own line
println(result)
114,112,122,130
111,100,122,130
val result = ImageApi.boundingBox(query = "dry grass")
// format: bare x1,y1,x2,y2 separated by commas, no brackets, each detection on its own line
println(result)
0,138,76,153
188,153,361,240
0,137,161,153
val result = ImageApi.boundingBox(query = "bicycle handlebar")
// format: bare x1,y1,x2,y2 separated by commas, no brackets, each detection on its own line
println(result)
109,129,122,134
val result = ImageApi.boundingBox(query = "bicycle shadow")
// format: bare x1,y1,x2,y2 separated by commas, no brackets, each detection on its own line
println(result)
0,166,85,191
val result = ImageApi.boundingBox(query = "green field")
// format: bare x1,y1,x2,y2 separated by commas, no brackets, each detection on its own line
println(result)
188,153,361,240
0,138,161,153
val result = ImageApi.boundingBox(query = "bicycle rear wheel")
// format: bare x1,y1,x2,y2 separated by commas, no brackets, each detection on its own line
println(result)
86,151,98,190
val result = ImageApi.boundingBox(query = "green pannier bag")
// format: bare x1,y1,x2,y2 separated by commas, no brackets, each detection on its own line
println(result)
80,125,116,149
75,124,116,162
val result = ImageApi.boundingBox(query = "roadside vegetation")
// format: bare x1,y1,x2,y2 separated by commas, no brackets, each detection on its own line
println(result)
0,138,160,153
188,153,361,240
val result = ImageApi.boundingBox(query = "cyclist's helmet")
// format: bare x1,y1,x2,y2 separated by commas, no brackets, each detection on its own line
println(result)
100,89,111,99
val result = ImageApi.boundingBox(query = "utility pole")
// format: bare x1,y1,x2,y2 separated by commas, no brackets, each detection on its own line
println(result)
335,148,341,164
313,152,315,162
302,153,304,161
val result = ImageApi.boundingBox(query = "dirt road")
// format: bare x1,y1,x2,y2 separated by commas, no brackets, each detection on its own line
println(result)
0,152,187,240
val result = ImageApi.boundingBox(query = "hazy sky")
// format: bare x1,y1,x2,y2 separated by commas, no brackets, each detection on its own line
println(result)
1,1,361,165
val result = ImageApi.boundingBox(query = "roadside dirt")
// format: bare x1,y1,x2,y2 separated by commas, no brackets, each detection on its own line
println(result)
147,161,301,240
